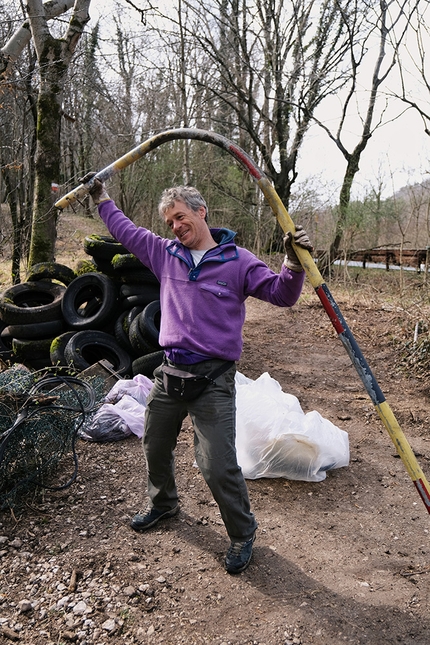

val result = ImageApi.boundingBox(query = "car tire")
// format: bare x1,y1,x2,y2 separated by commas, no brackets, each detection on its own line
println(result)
64,330,132,376
12,337,54,366
138,300,161,347
128,313,158,355
83,235,128,260
132,350,164,378
0,282,66,325
61,273,119,330
114,311,136,355
26,262,77,286
7,319,64,340
50,331,77,367
112,255,159,283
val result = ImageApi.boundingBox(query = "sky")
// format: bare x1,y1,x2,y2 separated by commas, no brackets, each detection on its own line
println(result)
297,103,429,201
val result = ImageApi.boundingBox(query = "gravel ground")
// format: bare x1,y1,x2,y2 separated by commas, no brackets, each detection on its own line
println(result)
0,215,429,644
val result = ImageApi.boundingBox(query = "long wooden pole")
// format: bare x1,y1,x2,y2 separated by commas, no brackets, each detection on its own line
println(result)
56,128,430,514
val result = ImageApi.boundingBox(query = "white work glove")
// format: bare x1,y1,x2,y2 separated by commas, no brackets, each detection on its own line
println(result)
80,172,111,204
283,225,314,272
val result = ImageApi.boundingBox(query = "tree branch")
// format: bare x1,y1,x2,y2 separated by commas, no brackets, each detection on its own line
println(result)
1,0,74,72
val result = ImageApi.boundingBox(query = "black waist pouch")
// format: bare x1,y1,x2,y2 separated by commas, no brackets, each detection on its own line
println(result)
161,361,234,402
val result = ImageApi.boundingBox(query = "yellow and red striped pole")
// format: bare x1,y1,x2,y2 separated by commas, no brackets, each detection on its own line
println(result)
56,128,430,513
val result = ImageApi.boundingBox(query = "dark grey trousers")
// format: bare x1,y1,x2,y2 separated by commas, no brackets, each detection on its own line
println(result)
142,359,257,542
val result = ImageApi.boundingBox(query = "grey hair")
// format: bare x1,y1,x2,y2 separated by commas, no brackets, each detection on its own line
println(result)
158,186,208,221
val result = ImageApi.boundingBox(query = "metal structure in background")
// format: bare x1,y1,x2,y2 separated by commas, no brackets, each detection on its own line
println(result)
55,128,430,515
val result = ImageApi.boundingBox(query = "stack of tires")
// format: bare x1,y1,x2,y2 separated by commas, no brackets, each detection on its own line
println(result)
0,236,164,379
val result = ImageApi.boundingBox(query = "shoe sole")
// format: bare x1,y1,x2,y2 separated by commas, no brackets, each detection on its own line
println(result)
225,558,252,574
130,506,179,531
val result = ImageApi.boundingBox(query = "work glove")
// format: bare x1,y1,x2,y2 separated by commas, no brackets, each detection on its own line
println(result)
80,171,111,204
283,225,314,272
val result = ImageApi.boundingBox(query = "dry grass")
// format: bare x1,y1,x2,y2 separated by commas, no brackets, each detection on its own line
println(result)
0,209,107,288
303,267,430,379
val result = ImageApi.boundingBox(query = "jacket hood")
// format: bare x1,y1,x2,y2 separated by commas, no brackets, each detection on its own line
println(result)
210,227,237,244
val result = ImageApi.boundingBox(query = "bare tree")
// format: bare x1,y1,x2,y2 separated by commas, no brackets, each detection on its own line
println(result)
86,15,173,220
208,0,354,192
1,1,91,271
25,0,90,266
0,74,37,283
0,1,38,283
313,0,421,274
394,2,430,136
145,0,358,248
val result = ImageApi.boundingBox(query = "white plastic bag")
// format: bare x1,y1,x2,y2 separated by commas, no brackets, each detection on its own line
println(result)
235,372,349,482
104,373,153,406
104,394,147,438
79,375,152,442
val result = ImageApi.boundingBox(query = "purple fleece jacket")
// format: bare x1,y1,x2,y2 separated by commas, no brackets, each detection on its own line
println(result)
98,200,305,362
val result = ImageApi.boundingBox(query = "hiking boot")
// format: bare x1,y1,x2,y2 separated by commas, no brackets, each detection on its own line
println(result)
130,505,179,531
224,534,256,574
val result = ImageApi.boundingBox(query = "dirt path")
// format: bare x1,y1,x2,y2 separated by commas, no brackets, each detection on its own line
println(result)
1,281,430,645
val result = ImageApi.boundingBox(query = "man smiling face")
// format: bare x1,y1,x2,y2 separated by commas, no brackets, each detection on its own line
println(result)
164,200,216,250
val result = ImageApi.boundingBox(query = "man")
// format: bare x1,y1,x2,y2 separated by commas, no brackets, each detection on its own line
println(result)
83,175,313,574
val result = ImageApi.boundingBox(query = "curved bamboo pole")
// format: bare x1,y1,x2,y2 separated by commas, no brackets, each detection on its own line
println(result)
56,128,430,514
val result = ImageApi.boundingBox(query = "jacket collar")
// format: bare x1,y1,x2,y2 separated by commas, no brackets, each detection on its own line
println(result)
166,227,237,265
